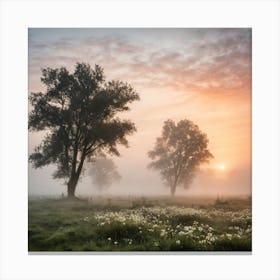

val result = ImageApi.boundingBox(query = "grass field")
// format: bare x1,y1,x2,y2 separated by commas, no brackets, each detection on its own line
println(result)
28,195,252,252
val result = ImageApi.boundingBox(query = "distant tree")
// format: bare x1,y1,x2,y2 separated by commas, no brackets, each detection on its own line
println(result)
88,157,121,192
29,63,139,198
148,119,213,196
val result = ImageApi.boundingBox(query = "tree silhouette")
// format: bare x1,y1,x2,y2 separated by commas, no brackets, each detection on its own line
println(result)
148,119,213,196
88,157,121,192
29,63,139,198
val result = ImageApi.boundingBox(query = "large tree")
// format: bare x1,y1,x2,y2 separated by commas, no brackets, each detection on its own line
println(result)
29,63,139,198
148,119,213,196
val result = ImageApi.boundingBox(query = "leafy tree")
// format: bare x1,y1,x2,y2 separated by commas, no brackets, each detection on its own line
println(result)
29,63,139,198
148,119,213,196
88,157,121,192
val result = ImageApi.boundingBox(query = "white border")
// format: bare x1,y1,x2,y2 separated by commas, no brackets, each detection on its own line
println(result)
1,0,279,279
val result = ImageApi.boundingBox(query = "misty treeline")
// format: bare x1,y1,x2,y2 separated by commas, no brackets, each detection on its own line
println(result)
29,63,213,198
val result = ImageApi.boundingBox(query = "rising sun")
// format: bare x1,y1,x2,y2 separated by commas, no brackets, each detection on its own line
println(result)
217,164,226,171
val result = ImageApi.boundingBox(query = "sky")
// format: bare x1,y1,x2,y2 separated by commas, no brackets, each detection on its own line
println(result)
28,28,252,197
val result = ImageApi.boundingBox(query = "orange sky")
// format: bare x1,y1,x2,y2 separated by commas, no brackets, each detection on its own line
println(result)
28,28,251,196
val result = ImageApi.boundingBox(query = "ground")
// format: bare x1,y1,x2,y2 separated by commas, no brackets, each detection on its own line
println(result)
28,195,252,252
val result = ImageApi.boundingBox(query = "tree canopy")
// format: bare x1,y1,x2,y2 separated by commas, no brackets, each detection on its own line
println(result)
88,157,121,192
29,62,139,198
148,119,213,195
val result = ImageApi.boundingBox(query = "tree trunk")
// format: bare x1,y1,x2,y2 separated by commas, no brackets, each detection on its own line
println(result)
65,142,88,199
66,152,86,199
67,178,78,199
170,184,176,196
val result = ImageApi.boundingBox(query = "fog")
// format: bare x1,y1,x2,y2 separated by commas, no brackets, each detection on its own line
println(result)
28,161,251,197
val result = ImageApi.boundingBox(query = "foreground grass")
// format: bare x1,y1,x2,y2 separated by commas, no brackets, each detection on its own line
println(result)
28,197,251,252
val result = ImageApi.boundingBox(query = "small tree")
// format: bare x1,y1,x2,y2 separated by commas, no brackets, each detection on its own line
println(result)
29,62,139,198
88,157,121,192
148,119,213,196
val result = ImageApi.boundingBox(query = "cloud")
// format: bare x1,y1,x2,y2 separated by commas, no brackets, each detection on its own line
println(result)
29,28,251,99
131,28,251,96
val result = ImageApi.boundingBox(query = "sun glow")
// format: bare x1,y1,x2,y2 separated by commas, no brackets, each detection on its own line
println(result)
217,164,226,171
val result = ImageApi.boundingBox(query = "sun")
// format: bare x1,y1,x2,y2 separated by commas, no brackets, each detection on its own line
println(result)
217,164,226,171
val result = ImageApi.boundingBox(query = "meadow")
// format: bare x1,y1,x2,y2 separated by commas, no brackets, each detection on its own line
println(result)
28,195,252,252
